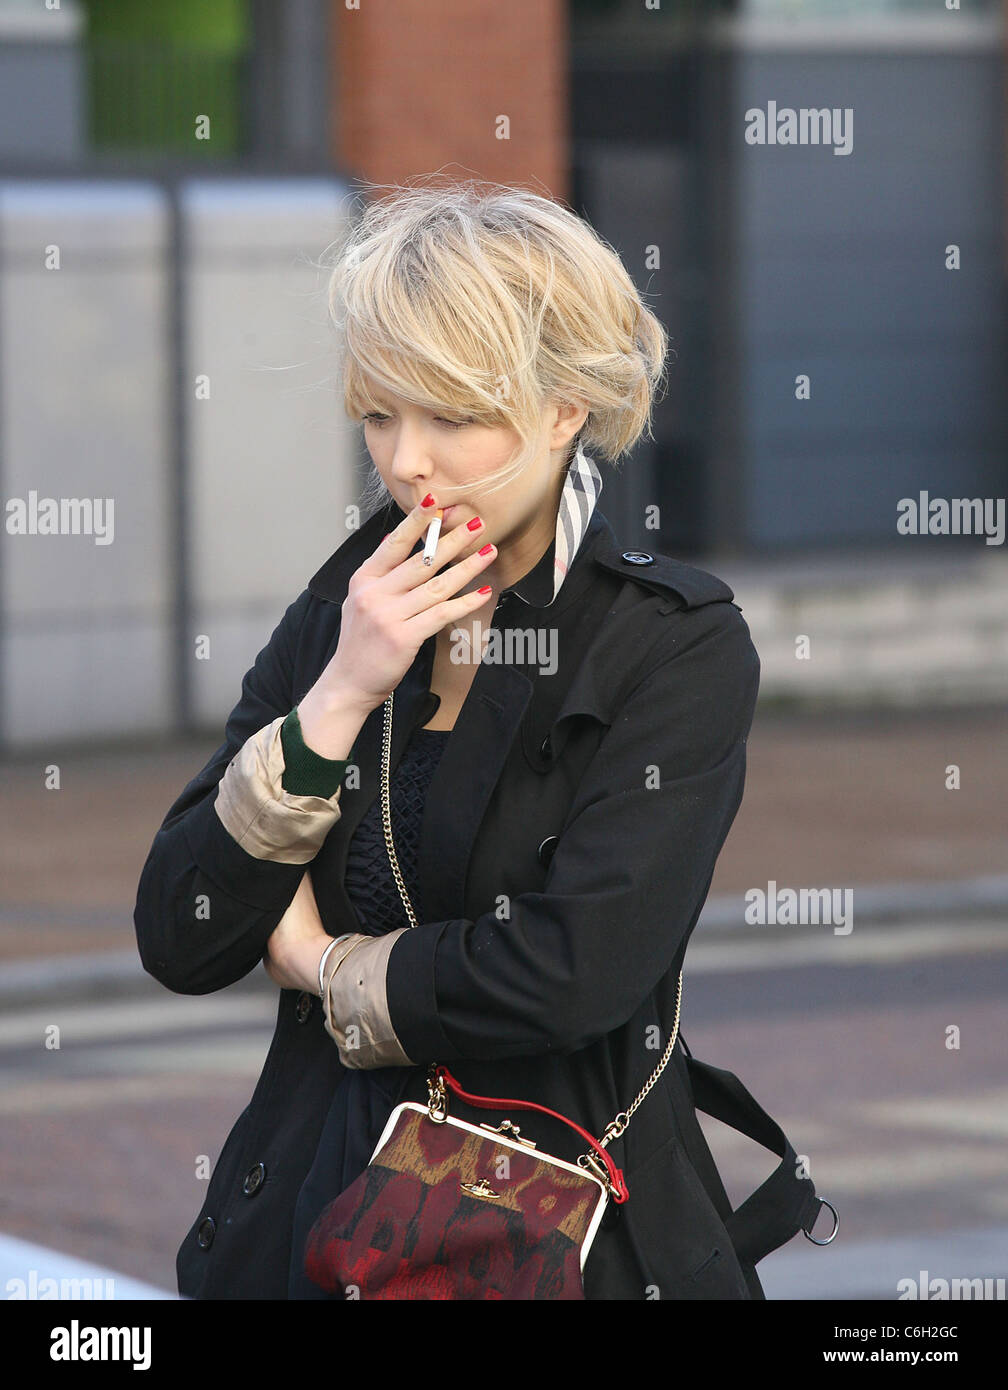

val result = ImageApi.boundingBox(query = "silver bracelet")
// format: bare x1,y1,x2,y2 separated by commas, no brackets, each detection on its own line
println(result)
318,933,355,997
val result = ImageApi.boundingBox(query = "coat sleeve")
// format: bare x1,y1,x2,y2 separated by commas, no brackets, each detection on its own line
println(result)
133,588,345,995
380,599,760,1063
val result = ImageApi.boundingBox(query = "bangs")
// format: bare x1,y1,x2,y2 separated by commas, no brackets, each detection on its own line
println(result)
335,218,542,433
342,344,511,429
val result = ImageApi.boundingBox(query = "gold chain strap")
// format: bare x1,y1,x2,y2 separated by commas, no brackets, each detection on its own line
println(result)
380,691,421,931
380,688,684,1173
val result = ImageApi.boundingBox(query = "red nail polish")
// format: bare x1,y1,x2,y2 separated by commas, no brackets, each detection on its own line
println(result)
421,493,436,508
478,543,494,556
467,517,483,531
478,585,492,594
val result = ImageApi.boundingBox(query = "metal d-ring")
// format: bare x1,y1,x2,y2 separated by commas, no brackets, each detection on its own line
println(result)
803,1197,839,1245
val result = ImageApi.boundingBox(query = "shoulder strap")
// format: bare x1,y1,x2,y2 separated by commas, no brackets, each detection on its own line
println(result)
679,1032,837,1264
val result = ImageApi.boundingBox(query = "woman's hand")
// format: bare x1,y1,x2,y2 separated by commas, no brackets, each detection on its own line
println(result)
263,869,332,995
304,493,498,722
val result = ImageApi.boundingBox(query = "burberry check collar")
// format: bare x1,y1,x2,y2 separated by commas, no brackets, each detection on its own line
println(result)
501,443,604,609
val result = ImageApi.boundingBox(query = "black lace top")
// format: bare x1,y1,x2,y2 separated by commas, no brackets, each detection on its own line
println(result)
342,725,452,933
289,722,452,1298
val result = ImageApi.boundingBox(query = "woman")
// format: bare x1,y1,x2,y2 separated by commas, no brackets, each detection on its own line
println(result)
134,179,832,1300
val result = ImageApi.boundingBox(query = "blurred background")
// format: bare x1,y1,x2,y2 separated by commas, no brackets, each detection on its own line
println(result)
0,0,1005,1301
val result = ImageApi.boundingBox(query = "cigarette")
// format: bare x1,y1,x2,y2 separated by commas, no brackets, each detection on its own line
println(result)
422,508,443,566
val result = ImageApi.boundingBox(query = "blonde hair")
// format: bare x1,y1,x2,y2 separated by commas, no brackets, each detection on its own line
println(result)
323,176,669,516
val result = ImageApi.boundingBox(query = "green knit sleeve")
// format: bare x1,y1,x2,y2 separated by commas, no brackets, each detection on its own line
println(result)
280,706,353,798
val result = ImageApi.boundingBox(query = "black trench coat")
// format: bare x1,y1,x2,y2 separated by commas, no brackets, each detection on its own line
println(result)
134,500,825,1301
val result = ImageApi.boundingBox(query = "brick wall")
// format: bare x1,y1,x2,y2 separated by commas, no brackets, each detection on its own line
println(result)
331,0,569,198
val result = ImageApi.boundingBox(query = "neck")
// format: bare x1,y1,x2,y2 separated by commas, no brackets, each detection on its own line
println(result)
468,456,568,600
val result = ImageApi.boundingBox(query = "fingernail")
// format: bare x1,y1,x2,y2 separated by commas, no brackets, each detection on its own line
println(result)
467,516,483,531
478,543,494,556
421,493,436,508
478,585,492,595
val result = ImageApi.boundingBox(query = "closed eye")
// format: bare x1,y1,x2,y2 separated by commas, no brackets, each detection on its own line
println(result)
362,412,472,430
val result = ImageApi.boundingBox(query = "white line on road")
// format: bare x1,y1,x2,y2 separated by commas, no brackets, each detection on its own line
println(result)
0,1072,255,1116
857,1089,1008,1140
0,995,276,1050
685,920,1008,973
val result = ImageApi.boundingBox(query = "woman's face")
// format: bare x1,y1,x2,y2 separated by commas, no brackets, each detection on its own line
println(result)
361,386,586,565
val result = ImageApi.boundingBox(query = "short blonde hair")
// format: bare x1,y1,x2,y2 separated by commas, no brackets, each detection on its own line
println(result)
323,177,668,515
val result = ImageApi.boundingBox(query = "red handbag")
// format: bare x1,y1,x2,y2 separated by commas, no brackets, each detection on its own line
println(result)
302,1061,636,1300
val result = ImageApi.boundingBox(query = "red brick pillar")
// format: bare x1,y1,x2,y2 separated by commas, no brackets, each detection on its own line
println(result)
330,0,569,201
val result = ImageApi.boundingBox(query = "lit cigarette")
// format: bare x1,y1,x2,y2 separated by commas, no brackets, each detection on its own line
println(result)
422,508,443,566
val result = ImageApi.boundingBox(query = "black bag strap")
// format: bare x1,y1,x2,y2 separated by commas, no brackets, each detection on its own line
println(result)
679,1032,838,1265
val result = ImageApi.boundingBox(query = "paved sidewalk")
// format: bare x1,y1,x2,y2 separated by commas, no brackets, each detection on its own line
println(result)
1,706,1005,971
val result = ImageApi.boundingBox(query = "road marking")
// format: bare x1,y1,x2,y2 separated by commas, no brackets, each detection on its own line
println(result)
38,1036,273,1079
685,920,1008,973
0,995,276,1050
784,1143,1008,1194
857,1089,1008,1139
0,1073,247,1115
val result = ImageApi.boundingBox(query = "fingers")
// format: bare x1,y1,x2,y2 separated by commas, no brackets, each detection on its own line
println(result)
368,494,445,578
380,499,489,595
399,533,497,619
408,577,497,645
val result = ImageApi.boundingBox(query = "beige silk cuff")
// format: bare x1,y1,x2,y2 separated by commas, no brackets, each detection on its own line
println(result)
322,928,415,1069
214,715,344,864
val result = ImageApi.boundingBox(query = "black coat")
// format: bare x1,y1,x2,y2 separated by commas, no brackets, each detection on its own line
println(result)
134,501,822,1300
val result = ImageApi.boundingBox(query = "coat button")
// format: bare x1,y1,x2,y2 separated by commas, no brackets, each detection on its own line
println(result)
621,550,655,565
539,734,552,759
243,1162,266,1197
538,835,559,867
197,1217,216,1249
295,991,313,1024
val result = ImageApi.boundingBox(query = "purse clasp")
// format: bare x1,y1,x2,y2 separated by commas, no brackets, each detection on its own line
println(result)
478,1118,538,1149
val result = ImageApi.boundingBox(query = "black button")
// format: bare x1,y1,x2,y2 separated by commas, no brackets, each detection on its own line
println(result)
243,1162,266,1197
539,734,552,758
197,1217,216,1249
295,992,313,1024
538,835,559,867
621,550,655,566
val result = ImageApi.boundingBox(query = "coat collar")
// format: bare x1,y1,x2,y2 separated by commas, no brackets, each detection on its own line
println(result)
504,441,604,607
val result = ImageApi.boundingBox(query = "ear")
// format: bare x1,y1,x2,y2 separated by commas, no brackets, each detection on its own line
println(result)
549,398,590,453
